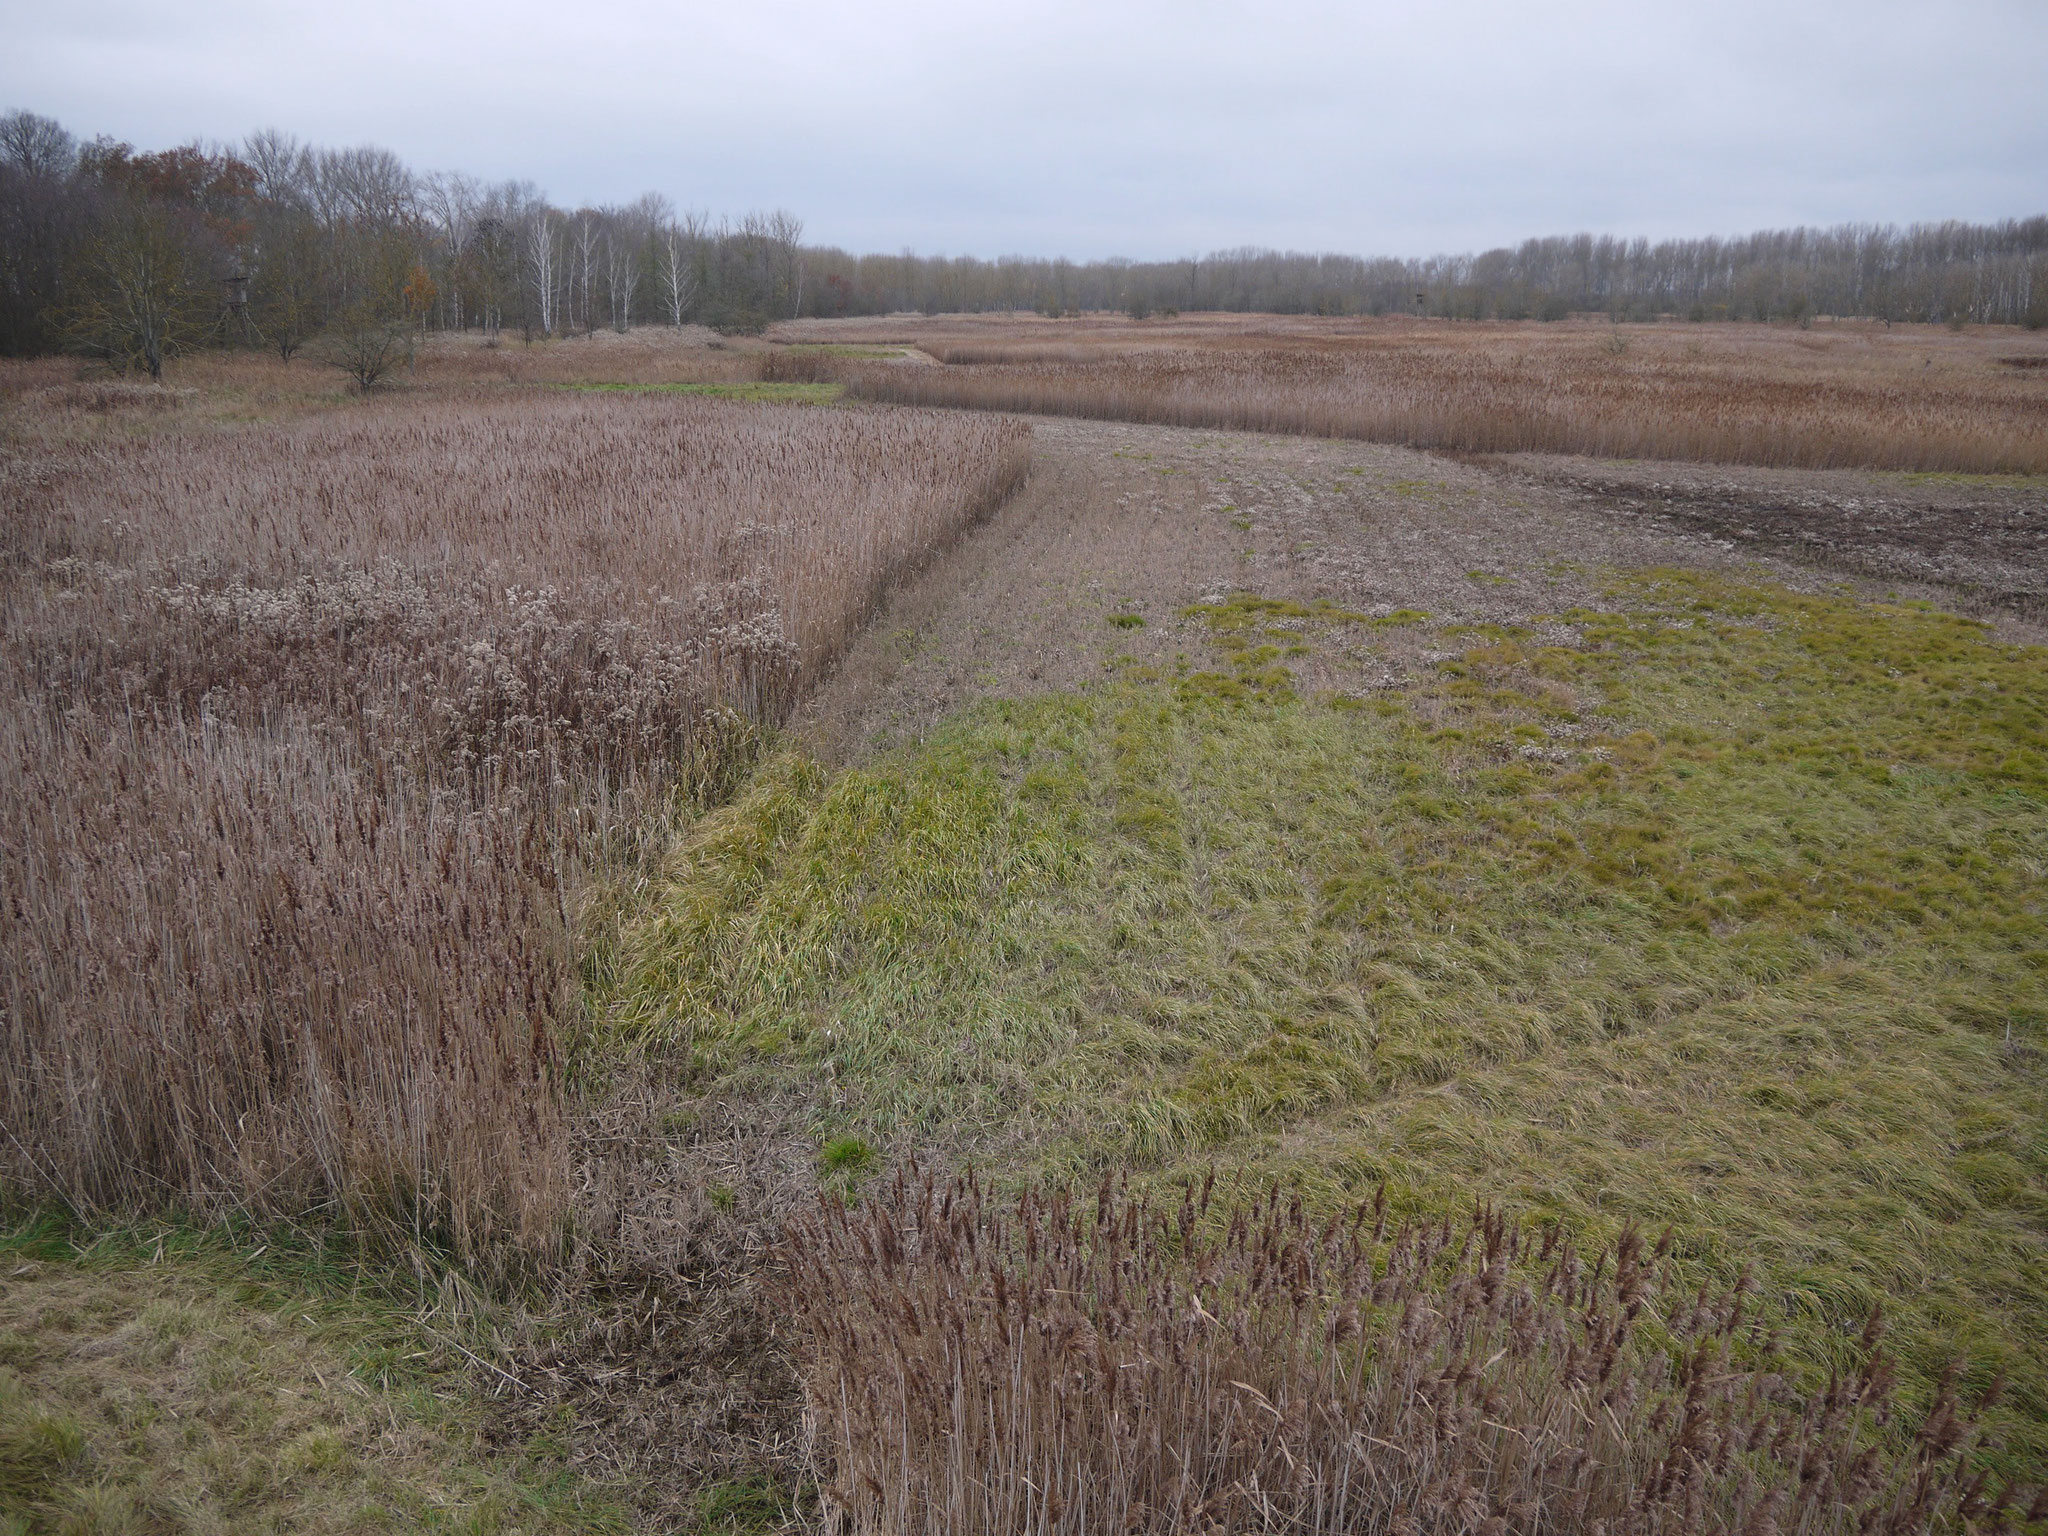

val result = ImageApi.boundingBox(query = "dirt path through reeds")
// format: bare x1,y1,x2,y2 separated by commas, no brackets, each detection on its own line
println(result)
797,415,2048,757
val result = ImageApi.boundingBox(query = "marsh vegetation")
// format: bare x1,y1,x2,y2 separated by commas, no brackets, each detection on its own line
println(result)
1,317,2044,1533
818,313,2048,474
0,369,1025,1269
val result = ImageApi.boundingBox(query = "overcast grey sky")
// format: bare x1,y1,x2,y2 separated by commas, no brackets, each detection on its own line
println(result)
3,0,2043,259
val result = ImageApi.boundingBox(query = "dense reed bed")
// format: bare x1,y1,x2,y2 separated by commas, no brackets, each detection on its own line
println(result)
417,325,768,388
817,315,2048,473
786,1172,2045,1536
0,390,1028,1268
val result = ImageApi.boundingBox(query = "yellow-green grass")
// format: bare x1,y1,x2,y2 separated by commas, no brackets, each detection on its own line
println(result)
0,1223,625,1536
607,571,2048,1474
553,381,842,404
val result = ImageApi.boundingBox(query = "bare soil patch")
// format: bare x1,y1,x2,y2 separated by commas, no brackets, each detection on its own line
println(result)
799,413,2048,756
1483,453,2048,624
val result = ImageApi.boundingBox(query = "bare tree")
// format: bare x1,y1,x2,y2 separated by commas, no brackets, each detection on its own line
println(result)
312,145,415,230
606,193,669,333
0,110,77,179
71,198,203,380
237,129,324,358
301,145,418,322
767,208,805,318
524,207,560,336
317,308,408,389
603,220,639,332
247,205,324,360
657,211,704,328
0,111,83,352
474,180,538,337
241,128,310,205
573,213,598,335
423,171,481,329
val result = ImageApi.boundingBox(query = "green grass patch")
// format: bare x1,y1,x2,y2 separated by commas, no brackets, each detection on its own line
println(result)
821,1135,877,1175
608,571,2048,1475
678,1475,796,1534
1180,593,1429,631
0,1217,626,1534
1174,594,1429,701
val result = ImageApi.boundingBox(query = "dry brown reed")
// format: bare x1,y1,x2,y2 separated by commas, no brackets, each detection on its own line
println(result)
758,349,854,384
0,391,1028,1269
0,707,571,1261
820,315,2048,473
416,326,766,388
0,332,769,453
783,1172,2045,1536
916,343,1097,367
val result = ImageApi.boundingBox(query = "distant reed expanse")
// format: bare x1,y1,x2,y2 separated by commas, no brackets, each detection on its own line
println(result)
790,313,2048,474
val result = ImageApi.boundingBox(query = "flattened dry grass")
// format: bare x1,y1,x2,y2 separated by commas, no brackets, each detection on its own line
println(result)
612,573,2048,1473
0,1230,625,1534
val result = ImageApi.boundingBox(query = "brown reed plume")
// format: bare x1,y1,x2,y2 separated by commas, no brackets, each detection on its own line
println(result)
0,705,572,1261
0,392,1028,1269
782,1171,2045,1536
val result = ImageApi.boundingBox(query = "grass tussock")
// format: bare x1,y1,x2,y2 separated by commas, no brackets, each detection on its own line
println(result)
828,316,2048,473
785,1171,2043,1536
616,573,2048,1473
0,389,1028,1270
0,1237,624,1533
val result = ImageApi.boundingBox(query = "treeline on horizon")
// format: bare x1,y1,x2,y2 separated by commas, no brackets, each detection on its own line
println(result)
4,106,2045,375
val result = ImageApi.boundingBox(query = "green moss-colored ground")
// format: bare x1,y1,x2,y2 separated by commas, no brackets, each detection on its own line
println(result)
0,1225,625,1536
609,571,2048,1473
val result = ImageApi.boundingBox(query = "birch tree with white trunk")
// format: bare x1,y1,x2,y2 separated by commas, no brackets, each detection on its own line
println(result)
574,214,598,335
525,208,559,335
658,213,704,328
423,171,480,329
